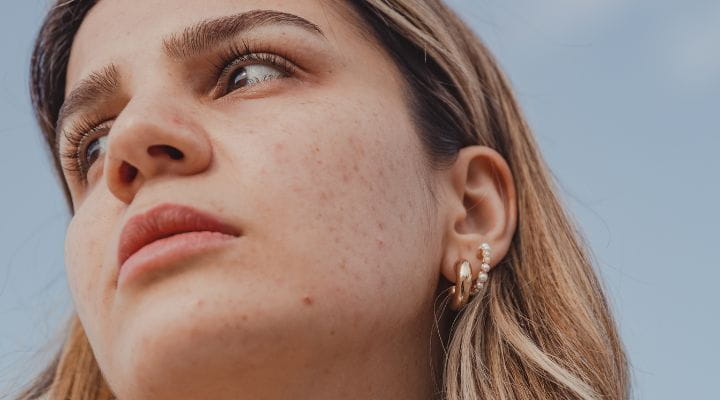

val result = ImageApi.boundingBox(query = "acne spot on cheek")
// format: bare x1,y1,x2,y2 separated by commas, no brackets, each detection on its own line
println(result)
319,190,338,204
376,222,387,249
271,142,288,167
347,136,365,158
302,296,314,306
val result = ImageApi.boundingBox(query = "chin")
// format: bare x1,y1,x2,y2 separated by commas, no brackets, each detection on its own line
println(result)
102,277,328,399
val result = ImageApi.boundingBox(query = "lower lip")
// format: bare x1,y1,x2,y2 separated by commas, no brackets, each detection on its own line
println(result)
118,231,237,286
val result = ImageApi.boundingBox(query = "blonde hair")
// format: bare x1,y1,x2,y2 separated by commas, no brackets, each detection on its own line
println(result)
22,0,629,399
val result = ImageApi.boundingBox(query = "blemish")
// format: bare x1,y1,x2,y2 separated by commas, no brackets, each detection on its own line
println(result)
302,296,314,306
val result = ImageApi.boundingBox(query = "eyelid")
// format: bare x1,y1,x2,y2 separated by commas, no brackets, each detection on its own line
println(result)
208,40,301,99
218,54,294,94
59,116,113,183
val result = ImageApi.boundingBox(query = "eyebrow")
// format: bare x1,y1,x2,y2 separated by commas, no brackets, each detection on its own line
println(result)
55,9,324,155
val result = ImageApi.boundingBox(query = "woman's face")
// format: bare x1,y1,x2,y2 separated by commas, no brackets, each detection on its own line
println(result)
62,0,444,398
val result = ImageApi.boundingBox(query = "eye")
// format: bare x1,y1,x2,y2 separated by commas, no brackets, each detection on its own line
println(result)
60,118,112,182
214,47,295,97
84,135,109,168
227,64,286,93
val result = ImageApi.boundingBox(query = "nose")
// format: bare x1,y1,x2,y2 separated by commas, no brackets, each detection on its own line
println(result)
103,102,212,204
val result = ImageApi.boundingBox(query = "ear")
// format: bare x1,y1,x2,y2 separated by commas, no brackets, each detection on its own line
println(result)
438,145,517,284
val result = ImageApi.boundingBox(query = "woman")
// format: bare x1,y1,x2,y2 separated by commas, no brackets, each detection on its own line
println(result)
19,0,629,399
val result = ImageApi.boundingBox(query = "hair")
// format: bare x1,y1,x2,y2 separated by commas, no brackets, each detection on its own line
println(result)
20,0,630,399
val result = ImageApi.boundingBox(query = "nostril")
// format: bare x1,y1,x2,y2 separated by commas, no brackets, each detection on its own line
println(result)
148,144,184,160
120,161,138,184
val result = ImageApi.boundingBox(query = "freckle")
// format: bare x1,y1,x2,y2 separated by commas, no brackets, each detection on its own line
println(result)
377,239,385,249
241,314,248,321
330,329,336,336
302,296,314,306
378,222,384,231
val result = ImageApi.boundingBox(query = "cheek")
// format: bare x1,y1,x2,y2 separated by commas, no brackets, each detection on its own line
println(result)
64,195,118,336
240,94,435,321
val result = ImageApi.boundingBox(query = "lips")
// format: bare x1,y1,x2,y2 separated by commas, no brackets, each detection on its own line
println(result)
117,203,242,271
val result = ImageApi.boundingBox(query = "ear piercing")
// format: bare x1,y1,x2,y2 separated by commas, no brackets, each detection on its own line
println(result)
449,242,492,311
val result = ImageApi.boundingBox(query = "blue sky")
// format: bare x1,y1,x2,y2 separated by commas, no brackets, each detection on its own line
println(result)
2,1,718,398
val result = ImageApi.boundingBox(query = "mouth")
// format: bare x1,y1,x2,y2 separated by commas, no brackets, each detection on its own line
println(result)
117,203,241,285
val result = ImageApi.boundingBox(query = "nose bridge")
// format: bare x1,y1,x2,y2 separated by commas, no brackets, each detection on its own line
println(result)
104,94,212,204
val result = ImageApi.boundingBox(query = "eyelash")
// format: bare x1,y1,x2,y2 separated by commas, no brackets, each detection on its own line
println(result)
60,39,298,183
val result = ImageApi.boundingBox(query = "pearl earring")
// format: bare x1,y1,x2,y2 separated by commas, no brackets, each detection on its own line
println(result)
472,242,491,294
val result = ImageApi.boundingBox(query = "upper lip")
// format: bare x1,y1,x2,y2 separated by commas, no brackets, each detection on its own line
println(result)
117,203,241,268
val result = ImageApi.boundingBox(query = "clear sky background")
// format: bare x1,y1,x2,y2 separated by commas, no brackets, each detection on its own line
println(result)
1,0,718,398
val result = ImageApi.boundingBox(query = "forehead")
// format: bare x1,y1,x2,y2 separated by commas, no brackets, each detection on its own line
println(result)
65,0,345,95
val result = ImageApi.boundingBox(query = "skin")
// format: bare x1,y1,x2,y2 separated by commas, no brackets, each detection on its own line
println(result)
60,1,517,399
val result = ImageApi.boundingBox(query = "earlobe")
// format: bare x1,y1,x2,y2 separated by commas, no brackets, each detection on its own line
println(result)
438,145,517,284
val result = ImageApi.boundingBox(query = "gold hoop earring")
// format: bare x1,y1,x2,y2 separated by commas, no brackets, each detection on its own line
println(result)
449,259,473,310
449,242,492,311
